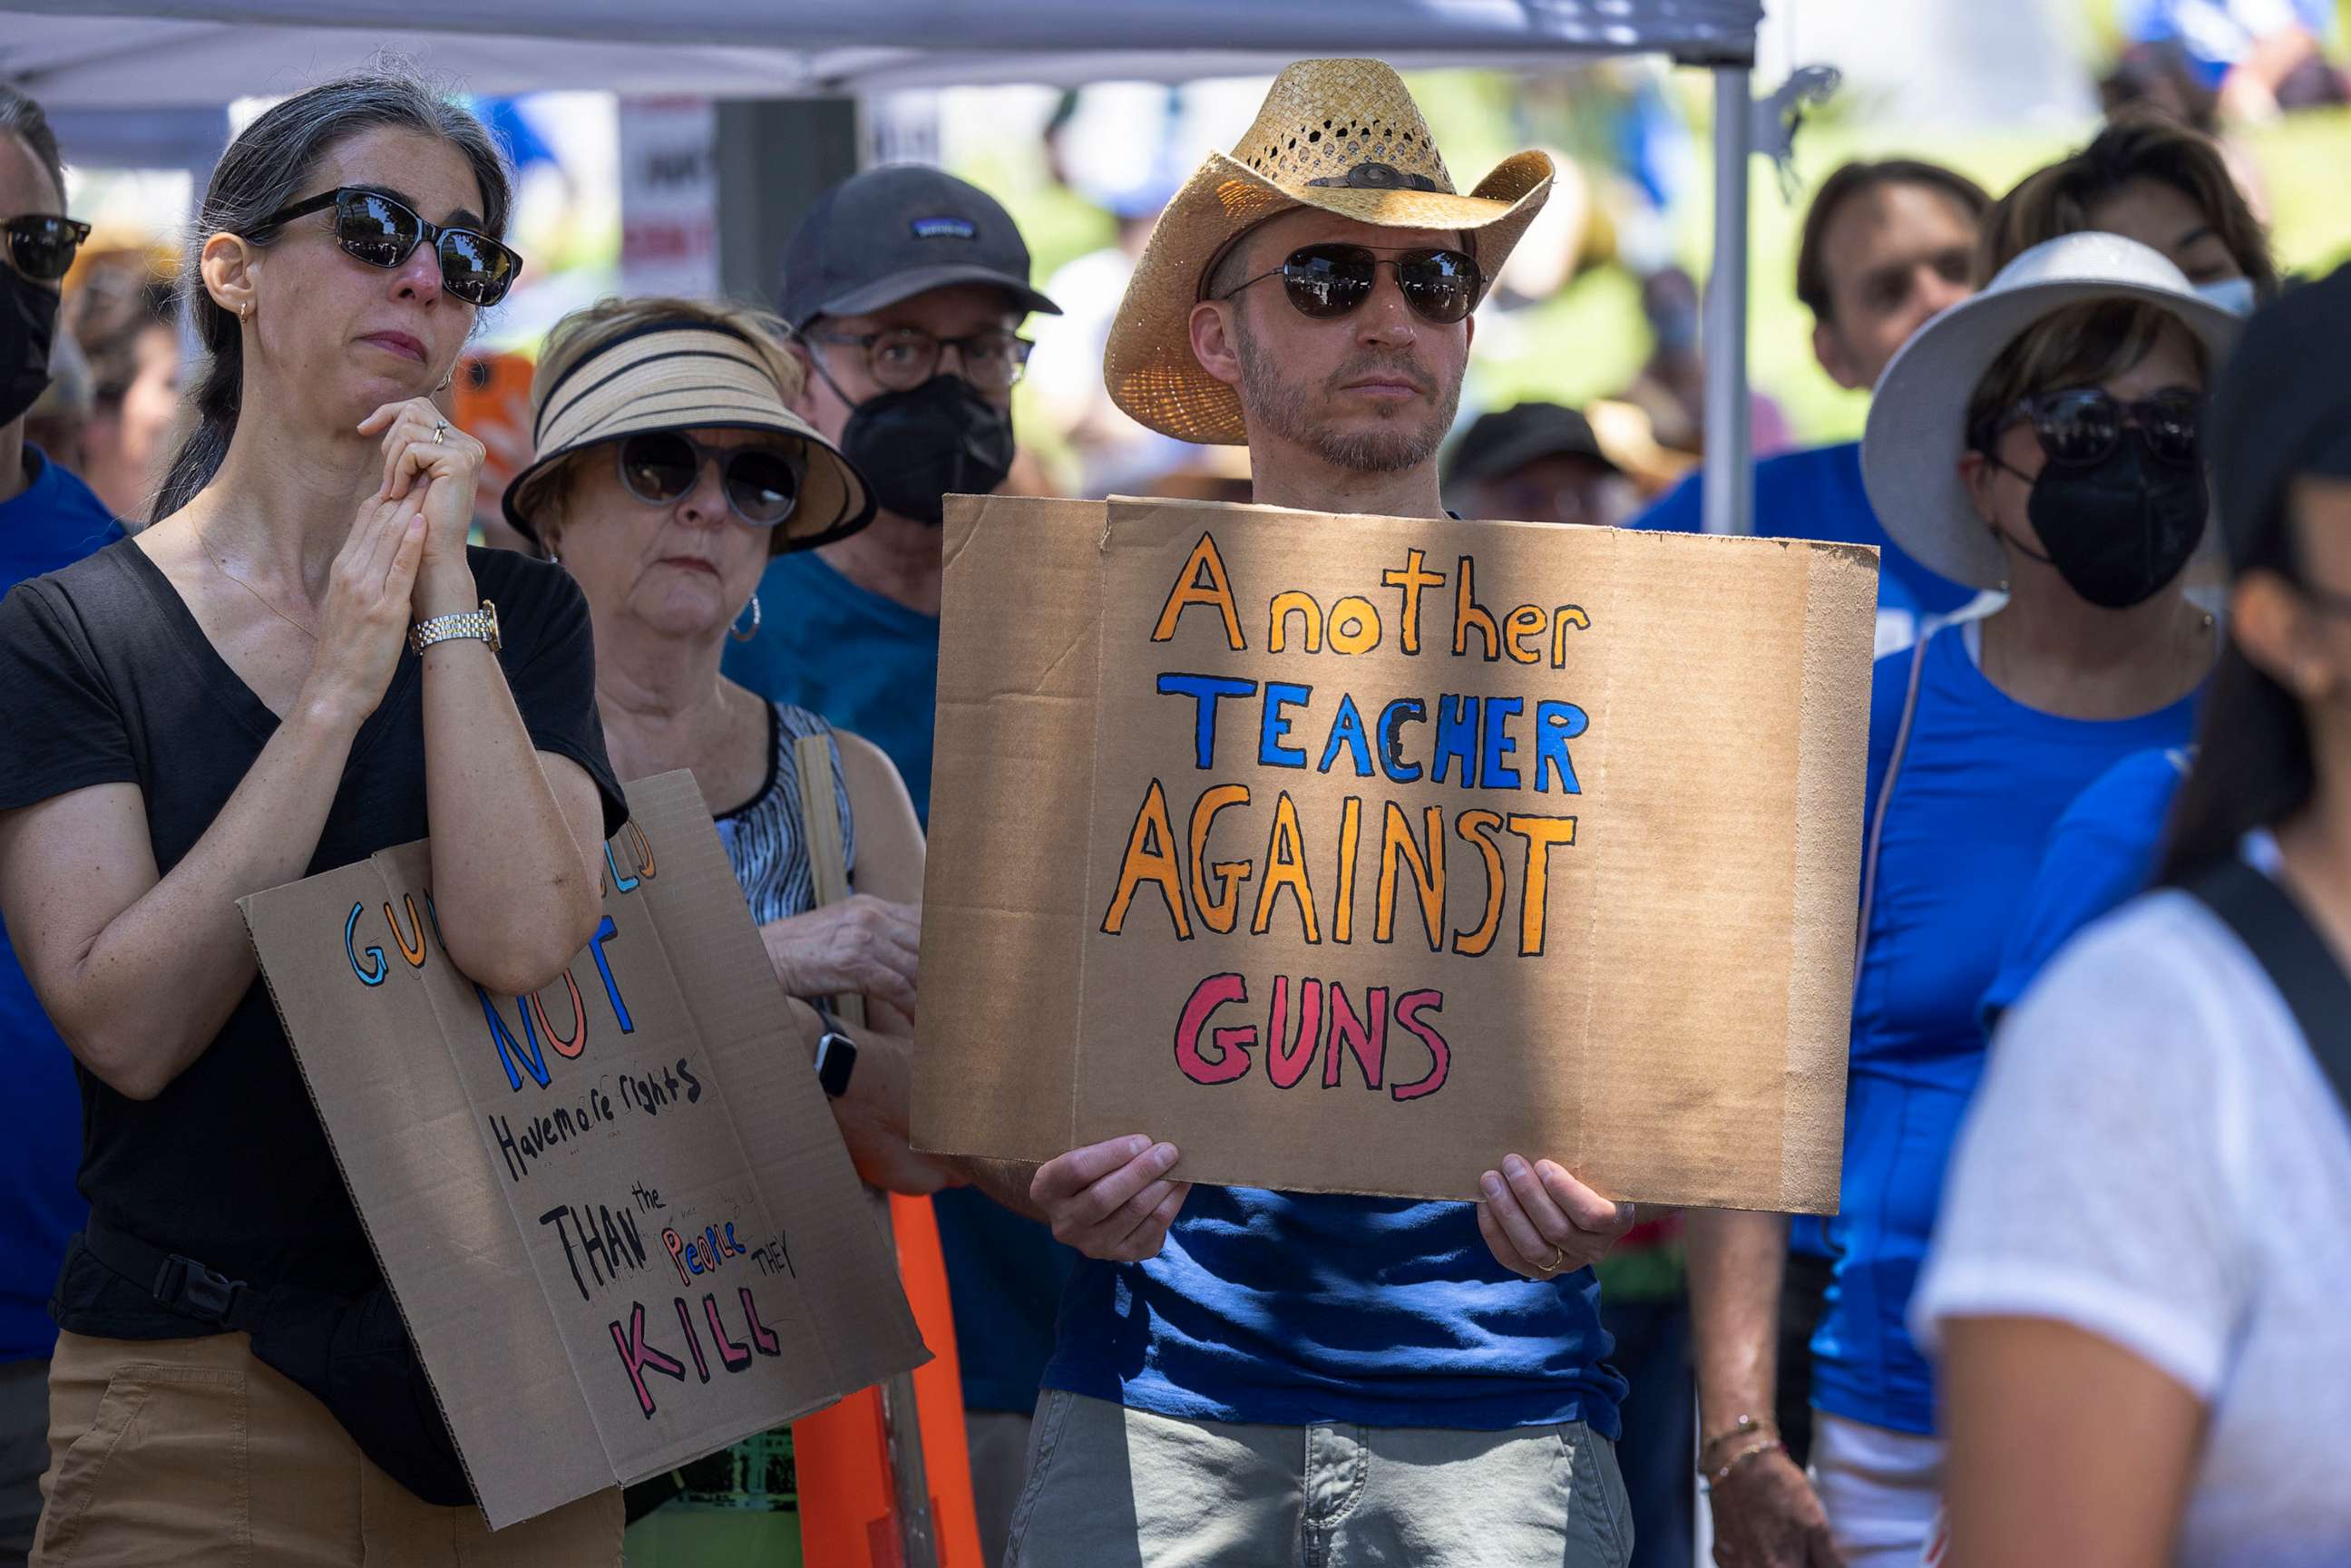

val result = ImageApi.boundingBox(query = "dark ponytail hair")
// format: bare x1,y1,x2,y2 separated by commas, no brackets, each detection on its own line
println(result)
2158,596,2315,883
151,68,512,523
2157,277,2351,882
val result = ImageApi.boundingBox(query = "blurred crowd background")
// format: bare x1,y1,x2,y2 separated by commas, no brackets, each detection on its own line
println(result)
33,0,2351,543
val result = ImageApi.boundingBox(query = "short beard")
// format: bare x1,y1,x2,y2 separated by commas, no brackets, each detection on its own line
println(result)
1233,314,1459,474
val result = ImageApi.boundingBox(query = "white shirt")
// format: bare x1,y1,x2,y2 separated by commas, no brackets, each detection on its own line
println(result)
1914,881,2351,1567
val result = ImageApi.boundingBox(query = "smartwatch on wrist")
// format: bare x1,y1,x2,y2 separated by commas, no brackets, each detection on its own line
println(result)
815,1031,858,1099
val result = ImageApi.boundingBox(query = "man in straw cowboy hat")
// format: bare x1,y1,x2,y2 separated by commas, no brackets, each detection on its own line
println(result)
973,60,1639,1567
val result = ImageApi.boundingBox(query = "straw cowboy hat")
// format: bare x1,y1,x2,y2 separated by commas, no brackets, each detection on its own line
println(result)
503,318,874,553
1863,231,2242,591
1105,57,1555,445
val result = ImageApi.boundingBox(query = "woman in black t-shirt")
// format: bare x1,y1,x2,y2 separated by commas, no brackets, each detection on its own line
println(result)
0,74,624,1562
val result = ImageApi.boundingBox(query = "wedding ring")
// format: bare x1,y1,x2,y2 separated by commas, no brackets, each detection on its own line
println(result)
431,420,449,444
1537,1245,1566,1275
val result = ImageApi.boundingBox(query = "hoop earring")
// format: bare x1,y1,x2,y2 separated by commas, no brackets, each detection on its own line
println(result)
729,592,762,644
239,302,252,323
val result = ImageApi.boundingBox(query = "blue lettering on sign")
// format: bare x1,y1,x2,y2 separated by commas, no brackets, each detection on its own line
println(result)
346,901,386,987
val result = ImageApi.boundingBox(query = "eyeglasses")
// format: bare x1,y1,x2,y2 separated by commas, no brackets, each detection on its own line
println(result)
617,432,804,528
249,188,522,307
1217,243,1484,326
2002,387,2204,470
4,215,91,284
805,326,1033,393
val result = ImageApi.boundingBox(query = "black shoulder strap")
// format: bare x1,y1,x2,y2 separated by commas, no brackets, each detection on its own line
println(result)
2184,857,2351,1125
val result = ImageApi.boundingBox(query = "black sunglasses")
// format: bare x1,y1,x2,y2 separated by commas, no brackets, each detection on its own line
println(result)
3,215,91,285
251,188,522,307
618,432,804,528
2002,387,2204,471
1217,242,1484,326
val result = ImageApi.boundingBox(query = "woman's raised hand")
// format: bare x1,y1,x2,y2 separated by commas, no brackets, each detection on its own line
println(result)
357,398,485,591
299,492,428,728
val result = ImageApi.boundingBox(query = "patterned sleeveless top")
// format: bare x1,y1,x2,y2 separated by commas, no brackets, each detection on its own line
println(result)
713,701,855,922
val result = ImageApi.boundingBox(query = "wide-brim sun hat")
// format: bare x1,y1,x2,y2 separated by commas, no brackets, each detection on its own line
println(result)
1105,57,1554,446
1862,231,2244,592
503,318,875,553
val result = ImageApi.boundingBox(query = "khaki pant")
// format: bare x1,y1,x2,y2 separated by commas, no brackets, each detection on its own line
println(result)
31,1329,619,1567
1005,1389,1633,1568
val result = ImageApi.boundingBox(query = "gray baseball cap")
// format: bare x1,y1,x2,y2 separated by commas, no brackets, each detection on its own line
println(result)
777,164,1060,331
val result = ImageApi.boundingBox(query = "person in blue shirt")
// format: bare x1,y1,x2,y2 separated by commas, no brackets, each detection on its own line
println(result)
2120,0,2343,111
1634,159,1990,660
1675,155,1994,1568
718,162,1075,1564
1979,745,2193,1030
964,61,1637,1568
1704,232,2236,1568
0,86,116,1567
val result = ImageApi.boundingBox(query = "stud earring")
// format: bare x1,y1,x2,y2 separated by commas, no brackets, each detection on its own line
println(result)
239,302,251,322
729,592,762,644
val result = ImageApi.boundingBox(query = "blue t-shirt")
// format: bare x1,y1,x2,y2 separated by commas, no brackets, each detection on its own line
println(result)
0,448,123,1364
2122,0,2337,83
1045,1187,1625,1435
1979,746,2193,1029
1633,442,1978,657
1813,627,2200,1435
721,547,1077,1414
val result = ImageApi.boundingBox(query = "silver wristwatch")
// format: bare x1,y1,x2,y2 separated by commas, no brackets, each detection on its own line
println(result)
409,599,502,656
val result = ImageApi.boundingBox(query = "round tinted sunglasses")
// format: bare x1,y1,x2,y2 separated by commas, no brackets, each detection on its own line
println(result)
4,216,91,285
618,432,804,528
1216,242,1484,326
250,188,522,307
1999,387,2204,470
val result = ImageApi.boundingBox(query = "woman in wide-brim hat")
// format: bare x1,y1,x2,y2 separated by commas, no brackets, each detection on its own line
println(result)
1105,56,1554,446
1802,231,2239,1563
508,292,951,1208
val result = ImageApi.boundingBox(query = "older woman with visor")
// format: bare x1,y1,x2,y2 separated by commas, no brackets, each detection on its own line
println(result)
502,293,958,1541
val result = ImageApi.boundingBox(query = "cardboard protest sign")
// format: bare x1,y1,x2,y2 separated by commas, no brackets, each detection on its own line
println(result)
915,496,1874,1214
240,771,925,1530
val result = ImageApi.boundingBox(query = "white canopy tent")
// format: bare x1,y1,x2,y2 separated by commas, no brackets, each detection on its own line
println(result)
0,0,1766,536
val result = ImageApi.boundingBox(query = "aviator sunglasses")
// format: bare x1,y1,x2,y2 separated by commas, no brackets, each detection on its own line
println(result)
1994,387,2204,471
618,432,805,528
249,188,522,307
3,215,91,284
1216,242,1484,326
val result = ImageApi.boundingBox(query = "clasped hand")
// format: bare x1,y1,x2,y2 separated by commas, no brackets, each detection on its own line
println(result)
300,401,486,725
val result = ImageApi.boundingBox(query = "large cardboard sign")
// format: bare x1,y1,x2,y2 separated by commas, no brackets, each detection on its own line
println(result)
914,496,1874,1214
241,771,925,1530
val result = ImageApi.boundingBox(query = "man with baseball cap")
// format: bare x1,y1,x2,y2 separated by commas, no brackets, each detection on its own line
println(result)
962,60,1636,1568
717,163,1068,1562
1444,400,1631,527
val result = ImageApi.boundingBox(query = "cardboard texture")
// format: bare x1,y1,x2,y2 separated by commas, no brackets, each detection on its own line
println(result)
239,771,926,1531
915,495,1875,1214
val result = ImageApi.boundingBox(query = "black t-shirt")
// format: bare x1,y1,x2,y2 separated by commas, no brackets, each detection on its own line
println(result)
0,541,626,1338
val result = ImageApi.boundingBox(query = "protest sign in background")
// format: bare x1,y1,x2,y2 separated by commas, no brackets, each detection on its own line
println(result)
916,495,1873,1213
241,771,925,1530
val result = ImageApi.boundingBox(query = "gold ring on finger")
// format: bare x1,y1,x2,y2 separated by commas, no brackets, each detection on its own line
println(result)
1537,1245,1566,1275
431,420,449,443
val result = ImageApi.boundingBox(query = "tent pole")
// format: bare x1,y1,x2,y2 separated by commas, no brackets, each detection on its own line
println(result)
1701,63,1753,537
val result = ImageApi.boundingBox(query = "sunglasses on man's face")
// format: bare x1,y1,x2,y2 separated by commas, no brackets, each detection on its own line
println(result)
618,432,805,528
1218,242,1483,326
2005,387,2204,471
252,188,522,307
3,216,91,285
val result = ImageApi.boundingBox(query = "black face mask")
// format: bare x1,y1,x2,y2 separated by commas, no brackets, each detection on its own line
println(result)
2016,431,2209,609
838,374,1014,527
0,267,59,430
